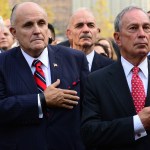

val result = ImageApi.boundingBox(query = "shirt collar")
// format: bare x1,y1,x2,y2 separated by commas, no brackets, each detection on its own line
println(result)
121,56,148,78
86,50,95,71
21,47,49,68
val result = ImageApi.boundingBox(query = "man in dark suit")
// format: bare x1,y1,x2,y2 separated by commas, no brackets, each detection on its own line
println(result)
65,7,114,72
0,2,89,150
81,6,150,150
58,39,70,47
0,49,4,53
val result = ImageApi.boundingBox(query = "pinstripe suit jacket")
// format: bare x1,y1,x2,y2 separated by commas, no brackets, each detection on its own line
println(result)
0,45,89,150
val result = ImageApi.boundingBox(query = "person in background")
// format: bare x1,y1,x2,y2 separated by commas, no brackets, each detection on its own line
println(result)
0,25,17,50
66,7,114,72
94,42,109,57
0,19,4,53
109,37,121,59
147,10,150,18
57,39,71,47
98,37,118,61
48,23,57,45
0,2,89,150
57,26,72,47
147,10,150,57
81,6,150,150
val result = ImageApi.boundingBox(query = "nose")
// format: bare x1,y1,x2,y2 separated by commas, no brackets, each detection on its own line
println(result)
33,24,41,34
137,27,146,38
82,24,90,33
0,33,5,39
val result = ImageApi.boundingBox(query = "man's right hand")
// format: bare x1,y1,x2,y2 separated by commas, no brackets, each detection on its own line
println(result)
43,79,79,109
138,107,150,130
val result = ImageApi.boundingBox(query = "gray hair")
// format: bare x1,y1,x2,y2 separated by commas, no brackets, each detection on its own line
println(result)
114,6,148,32
10,4,19,26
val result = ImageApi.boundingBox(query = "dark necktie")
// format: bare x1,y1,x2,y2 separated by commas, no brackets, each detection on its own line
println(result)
131,66,146,113
32,59,46,92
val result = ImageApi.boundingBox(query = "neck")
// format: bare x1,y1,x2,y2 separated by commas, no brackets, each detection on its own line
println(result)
73,44,94,55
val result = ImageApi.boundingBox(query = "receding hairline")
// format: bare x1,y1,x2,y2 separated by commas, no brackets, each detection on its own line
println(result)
114,6,149,32
67,7,96,29
10,2,47,26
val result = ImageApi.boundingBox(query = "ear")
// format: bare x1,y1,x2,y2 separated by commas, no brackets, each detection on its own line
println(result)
66,29,73,40
9,27,17,39
114,32,121,46
97,27,101,33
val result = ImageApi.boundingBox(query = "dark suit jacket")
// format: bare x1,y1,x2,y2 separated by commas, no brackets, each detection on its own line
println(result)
81,60,150,150
0,49,5,53
56,43,114,72
57,40,70,47
91,52,114,72
0,45,89,150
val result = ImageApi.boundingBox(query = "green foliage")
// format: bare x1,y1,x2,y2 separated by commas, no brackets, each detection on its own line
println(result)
93,0,114,38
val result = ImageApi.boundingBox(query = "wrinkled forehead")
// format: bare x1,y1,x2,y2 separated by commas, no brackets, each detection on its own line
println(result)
121,9,150,25
72,11,96,25
0,26,10,33
15,3,47,22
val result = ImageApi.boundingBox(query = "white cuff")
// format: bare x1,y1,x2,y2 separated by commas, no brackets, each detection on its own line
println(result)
133,115,147,140
38,94,43,118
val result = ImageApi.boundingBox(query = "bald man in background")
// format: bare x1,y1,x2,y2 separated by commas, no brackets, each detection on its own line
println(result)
0,2,88,150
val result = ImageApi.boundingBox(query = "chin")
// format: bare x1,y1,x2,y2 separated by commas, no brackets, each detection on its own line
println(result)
34,44,46,49
82,43,92,48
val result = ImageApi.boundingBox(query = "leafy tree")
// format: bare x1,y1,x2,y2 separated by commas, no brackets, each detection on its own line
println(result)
93,0,114,38
39,2,54,24
0,0,11,20
9,0,54,24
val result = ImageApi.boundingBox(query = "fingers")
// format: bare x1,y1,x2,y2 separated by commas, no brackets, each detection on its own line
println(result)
44,79,80,110
44,89,79,109
138,107,150,130
63,93,79,101
51,79,60,88
62,99,79,108
62,89,78,95
61,103,79,109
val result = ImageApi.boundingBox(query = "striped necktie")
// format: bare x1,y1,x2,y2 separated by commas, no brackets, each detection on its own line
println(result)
32,59,46,92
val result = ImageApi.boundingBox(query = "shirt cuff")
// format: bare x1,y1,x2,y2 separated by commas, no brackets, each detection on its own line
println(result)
38,94,43,118
133,115,147,140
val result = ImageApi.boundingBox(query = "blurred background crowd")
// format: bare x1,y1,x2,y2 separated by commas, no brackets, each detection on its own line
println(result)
0,0,150,60
1,0,150,41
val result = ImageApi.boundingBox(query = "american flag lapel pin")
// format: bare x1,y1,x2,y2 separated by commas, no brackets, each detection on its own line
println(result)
53,63,58,67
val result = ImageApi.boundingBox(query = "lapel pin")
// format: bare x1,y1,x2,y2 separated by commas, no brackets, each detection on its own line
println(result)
53,63,58,67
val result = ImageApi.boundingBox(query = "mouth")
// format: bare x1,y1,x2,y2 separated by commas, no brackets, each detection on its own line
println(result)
80,35,91,40
0,40,7,43
134,42,147,46
134,43,148,48
32,38,43,42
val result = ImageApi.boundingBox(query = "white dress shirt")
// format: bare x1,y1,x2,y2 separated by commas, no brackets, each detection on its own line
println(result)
86,50,95,72
21,47,51,118
121,56,148,140
21,48,51,86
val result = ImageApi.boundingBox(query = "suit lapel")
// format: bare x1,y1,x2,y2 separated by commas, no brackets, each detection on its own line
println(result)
48,45,62,86
12,47,38,93
107,61,136,115
91,52,100,72
145,59,150,106
11,46,63,92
